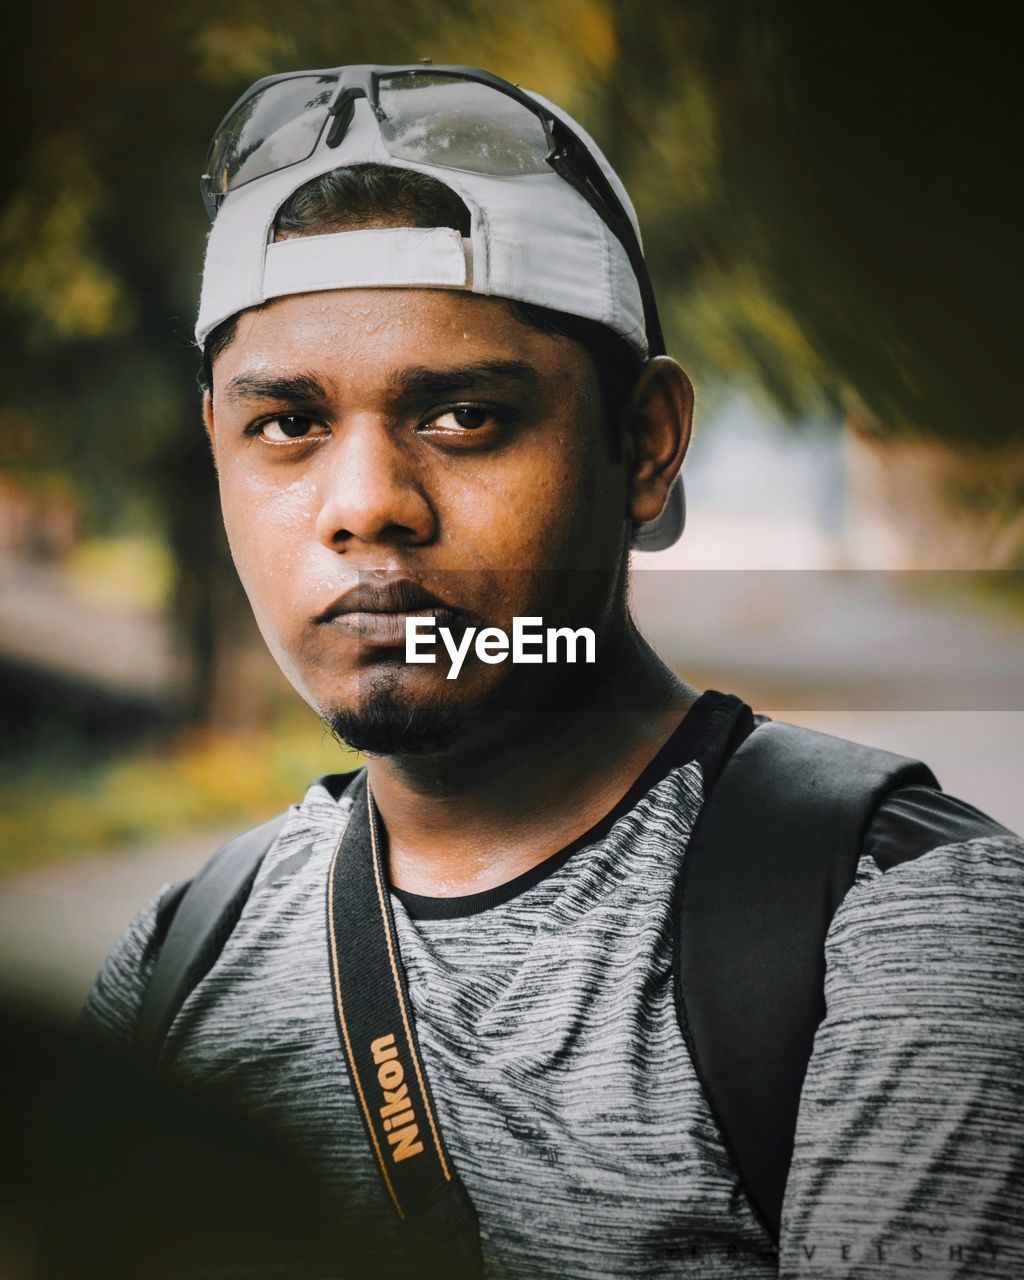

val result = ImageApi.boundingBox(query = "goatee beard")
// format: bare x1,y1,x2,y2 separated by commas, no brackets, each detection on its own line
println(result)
321,648,608,758
323,684,468,757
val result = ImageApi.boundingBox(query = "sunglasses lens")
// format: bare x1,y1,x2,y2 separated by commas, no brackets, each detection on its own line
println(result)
204,75,337,202
378,74,551,176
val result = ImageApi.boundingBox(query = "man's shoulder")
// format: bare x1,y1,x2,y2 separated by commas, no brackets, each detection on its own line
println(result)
188,764,366,891
80,766,366,1048
826,782,1024,997
789,792,1024,1274
148,763,368,954
865,781,1018,869
722,711,1021,899
80,880,185,1047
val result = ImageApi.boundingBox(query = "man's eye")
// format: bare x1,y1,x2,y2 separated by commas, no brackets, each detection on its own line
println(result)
252,416,329,445
426,406,494,432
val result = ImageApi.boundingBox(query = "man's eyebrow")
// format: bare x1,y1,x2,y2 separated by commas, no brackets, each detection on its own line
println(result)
388,359,541,399
223,372,331,402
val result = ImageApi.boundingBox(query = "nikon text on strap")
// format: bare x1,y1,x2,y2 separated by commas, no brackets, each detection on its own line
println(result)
325,772,482,1279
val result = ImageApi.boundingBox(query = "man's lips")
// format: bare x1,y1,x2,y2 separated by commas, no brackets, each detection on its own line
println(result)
314,579,466,645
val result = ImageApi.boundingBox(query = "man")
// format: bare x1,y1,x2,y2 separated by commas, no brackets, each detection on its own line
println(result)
83,65,1024,1278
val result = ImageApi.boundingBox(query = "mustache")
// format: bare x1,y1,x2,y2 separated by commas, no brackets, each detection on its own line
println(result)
314,578,466,624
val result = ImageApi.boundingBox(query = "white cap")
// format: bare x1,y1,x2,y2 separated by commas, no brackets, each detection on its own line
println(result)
196,90,684,550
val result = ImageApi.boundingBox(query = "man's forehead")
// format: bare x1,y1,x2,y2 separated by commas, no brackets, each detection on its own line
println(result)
212,286,591,393
235,285,540,340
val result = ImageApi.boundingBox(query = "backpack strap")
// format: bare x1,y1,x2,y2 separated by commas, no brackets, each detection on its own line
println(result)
136,809,291,1062
136,772,364,1062
675,720,937,1245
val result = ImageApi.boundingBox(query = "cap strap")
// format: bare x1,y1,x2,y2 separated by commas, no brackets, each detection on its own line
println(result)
263,226,471,299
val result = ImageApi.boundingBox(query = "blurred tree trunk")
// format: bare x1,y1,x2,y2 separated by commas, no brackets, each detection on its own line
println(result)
157,418,277,731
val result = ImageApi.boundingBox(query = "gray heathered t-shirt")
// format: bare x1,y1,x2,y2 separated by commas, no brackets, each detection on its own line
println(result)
83,694,1024,1278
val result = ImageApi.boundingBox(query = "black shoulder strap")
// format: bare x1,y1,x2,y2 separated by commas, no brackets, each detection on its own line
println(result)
136,772,363,1062
136,809,290,1062
676,720,937,1246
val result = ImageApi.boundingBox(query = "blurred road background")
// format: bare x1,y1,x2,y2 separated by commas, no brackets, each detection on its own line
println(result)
2,3,1022,1018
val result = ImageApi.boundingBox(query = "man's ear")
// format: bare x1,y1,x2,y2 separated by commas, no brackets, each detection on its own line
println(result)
623,356,693,526
201,390,218,470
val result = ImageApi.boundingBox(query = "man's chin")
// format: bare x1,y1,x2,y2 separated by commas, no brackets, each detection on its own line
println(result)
316,649,606,757
322,685,468,757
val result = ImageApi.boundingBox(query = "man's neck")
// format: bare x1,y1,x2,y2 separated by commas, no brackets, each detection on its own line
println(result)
365,627,698,898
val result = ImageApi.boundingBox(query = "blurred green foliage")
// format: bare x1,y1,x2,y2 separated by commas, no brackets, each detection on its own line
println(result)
0,712,360,872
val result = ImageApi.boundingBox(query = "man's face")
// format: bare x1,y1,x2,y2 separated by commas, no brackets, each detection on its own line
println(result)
204,286,633,754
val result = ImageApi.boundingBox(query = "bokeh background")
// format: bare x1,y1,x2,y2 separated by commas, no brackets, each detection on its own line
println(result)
2,0,1022,1013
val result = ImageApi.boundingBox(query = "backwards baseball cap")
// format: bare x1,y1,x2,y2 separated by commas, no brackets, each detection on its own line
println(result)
196,64,684,550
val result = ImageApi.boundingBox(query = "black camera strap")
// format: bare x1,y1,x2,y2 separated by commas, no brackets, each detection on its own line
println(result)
325,771,482,1279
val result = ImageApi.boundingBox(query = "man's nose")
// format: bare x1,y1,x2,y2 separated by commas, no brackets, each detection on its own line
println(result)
313,419,436,550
